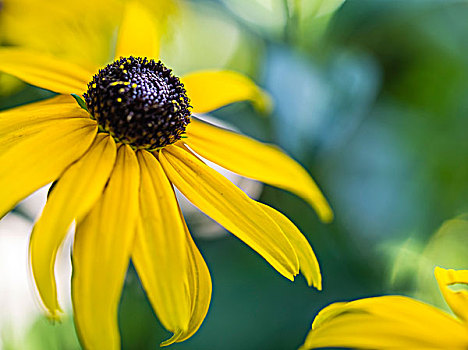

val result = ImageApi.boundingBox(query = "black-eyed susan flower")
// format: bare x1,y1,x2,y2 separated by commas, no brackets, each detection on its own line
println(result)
0,1,332,348
300,267,468,349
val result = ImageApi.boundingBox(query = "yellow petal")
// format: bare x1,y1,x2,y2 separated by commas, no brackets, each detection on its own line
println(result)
114,1,160,60
159,145,299,280
0,96,88,155
163,208,212,346
185,119,333,222
435,267,468,323
0,118,97,219
132,150,191,339
0,95,74,122
0,48,93,94
301,295,468,350
72,145,140,350
0,96,88,140
29,134,116,319
181,70,272,114
257,203,321,290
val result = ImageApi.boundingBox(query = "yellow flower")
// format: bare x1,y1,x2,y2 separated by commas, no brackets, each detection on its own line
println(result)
0,1,332,348
0,0,176,68
300,267,468,349
0,0,177,95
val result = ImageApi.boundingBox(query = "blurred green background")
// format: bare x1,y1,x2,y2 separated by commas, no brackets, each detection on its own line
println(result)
2,0,468,349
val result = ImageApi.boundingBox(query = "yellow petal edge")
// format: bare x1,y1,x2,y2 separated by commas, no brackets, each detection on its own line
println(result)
186,119,333,222
181,70,272,114
160,145,299,281
30,134,116,318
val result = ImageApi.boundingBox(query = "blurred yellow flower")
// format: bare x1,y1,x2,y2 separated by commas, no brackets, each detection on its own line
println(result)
0,1,332,348
0,0,177,95
300,267,468,349
0,0,176,68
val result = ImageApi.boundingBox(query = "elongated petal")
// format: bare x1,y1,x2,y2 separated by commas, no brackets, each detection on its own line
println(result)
435,267,468,323
0,49,92,94
115,1,160,60
301,296,468,350
258,203,321,290
0,95,74,122
30,134,116,319
186,119,333,222
163,208,212,346
0,96,89,155
132,150,191,340
160,145,299,280
72,145,139,350
181,70,272,114
0,118,97,219
0,96,88,138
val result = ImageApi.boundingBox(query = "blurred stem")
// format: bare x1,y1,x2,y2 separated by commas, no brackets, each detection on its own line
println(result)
283,0,300,44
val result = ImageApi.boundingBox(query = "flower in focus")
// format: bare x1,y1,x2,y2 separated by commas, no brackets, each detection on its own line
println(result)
0,1,332,348
300,267,468,349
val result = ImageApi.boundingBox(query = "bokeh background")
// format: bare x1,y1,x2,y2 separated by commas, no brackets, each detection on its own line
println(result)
1,0,468,349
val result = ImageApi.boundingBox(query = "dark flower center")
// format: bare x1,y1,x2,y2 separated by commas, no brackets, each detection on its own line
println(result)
84,56,191,150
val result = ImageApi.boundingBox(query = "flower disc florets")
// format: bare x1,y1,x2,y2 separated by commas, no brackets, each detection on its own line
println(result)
84,56,191,150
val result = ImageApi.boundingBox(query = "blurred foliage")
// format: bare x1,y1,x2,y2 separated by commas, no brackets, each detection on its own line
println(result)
390,215,468,311
2,316,79,350
3,0,468,349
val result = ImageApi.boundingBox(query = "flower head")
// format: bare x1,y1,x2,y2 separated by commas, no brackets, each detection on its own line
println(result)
84,57,191,149
300,267,468,349
0,1,332,348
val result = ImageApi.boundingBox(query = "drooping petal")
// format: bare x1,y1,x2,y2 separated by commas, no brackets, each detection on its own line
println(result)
181,70,272,114
0,48,93,94
257,203,321,290
163,207,212,346
29,134,116,319
300,295,468,350
72,145,139,350
159,145,299,281
0,118,97,219
185,119,333,222
114,1,160,60
435,267,468,323
132,150,191,341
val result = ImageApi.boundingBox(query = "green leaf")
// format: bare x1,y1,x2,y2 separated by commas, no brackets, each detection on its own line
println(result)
71,93,88,112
